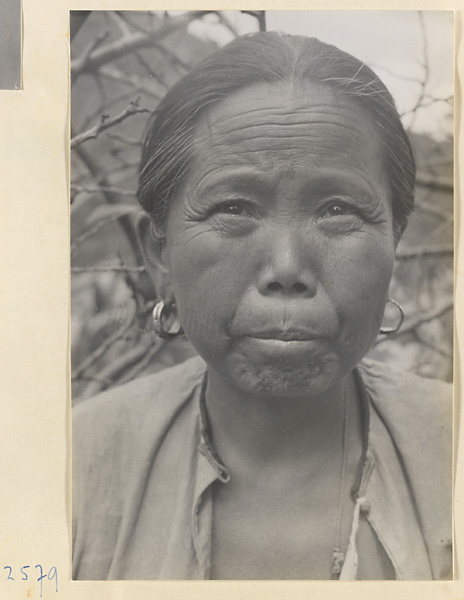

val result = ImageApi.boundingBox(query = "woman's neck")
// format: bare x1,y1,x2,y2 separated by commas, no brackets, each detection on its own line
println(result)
204,368,359,475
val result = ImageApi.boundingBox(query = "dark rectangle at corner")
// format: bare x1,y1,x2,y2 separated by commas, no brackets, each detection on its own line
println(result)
0,0,22,90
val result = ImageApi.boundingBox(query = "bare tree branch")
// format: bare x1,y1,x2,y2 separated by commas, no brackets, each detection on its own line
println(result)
109,10,133,37
71,208,138,257
76,336,159,398
99,64,163,99
72,298,138,379
71,184,136,198
70,126,144,266
420,94,453,107
413,330,452,359
116,337,165,385
415,198,453,220
70,11,92,41
73,30,111,75
395,243,453,260
133,51,169,89
78,88,145,133
418,154,453,169
416,175,453,194
407,11,430,130
240,10,266,31
71,99,150,148
71,14,195,81
212,11,240,37
369,62,423,85
107,132,141,146
148,40,190,72
112,11,156,34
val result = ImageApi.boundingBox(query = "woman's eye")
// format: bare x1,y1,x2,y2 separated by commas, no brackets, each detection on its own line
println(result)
321,200,358,218
212,201,252,217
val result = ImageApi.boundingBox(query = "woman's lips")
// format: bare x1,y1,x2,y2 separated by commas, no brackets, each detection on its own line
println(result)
235,328,328,360
239,335,326,359
247,329,321,342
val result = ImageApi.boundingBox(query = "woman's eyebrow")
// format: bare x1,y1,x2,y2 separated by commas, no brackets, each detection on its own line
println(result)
194,169,275,195
300,172,382,198
193,166,383,203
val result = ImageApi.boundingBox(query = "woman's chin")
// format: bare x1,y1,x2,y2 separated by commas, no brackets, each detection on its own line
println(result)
223,354,345,400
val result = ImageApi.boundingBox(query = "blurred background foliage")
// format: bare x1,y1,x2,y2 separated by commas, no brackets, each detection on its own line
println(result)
70,11,453,404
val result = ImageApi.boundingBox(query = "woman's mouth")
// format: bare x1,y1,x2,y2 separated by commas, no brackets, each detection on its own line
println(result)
238,329,328,360
247,328,321,342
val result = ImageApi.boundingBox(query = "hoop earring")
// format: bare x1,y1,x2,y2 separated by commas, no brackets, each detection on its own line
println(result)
152,301,183,339
380,298,404,335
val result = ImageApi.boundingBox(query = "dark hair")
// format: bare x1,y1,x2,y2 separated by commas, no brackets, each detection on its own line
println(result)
138,31,415,241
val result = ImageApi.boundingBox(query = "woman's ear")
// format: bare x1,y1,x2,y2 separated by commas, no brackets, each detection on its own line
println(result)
135,212,173,299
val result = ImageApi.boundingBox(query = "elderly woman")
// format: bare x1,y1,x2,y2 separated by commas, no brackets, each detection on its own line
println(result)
72,32,452,580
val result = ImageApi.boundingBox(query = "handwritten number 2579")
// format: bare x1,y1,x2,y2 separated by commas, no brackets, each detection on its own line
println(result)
3,564,58,597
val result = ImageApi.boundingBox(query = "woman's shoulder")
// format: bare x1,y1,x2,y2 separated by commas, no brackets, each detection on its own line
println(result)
358,357,452,426
358,359,453,579
73,355,206,449
358,357,452,512
358,357,452,489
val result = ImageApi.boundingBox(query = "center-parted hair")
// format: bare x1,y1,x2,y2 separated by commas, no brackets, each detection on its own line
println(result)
137,32,415,242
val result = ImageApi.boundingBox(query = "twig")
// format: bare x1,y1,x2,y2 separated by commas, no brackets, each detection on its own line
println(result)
395,243,453,260
415,199,453,220
417,154,453,169
72,160,140,199
119,252,141,314
99,65,163,99
109,11,133,37
211,11,240,37
74,373,114,386
401,97,453,118
107,132,142,146
71,265,146,273
71,208,138,256
93,72,108,116
369,62,423,85
71,184,136,198
70,127,145,267
415,175,453,194
79,87,148,133
71,15,193,81
72,299,138,379
149,40,190,72
418,94,453,108
407,12,430,130
70,11,92,41
241,10,266,31
115,11,154,34
413,330,452,359
71,99,149,148
77,336,157,398
134,51,169,90
109,11,192,72
72,30,110,78
116,337,165,385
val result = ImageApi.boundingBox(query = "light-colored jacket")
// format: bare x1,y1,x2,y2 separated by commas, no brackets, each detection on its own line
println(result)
72,356,452,580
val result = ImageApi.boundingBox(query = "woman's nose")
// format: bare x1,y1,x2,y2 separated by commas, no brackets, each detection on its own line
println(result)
257,229,318,297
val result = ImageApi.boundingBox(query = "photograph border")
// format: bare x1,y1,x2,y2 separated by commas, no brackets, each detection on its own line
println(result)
0,1,460,599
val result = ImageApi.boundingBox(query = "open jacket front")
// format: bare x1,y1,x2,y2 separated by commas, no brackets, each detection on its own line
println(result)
72,356,452,580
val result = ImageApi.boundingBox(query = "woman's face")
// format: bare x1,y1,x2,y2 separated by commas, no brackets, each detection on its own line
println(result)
162,82,396,399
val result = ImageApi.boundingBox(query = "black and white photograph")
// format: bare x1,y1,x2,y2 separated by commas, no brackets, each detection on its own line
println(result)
0,0,21,89
70,11,453,581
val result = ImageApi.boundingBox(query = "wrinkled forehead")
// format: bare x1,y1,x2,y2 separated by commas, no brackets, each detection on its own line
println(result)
195,81,381,150
189,81,389,197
